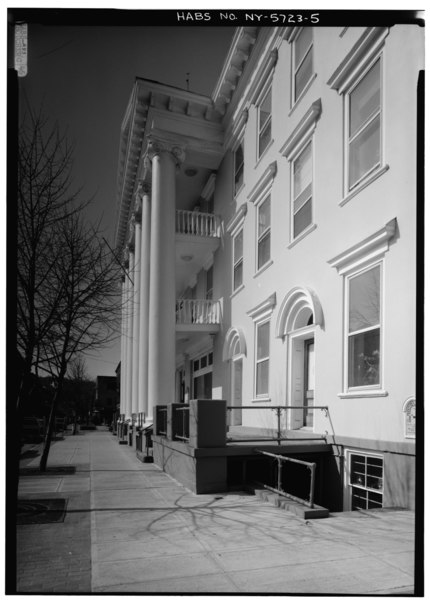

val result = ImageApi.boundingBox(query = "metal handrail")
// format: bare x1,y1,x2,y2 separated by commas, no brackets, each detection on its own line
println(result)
254,449,317,508
227,405,329,445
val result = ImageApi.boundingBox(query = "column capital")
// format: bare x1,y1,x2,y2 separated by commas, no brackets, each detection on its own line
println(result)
147,136,186,167
133,193,142,223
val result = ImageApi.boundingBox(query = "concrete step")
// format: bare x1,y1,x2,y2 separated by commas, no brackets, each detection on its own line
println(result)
252,487,329,519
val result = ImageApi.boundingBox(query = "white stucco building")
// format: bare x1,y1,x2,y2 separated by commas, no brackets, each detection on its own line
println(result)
115,24,422,512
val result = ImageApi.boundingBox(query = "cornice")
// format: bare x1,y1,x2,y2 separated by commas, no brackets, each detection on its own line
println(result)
226,203,248,235
328,218,397,275
280,99,322,158
247,292,277,322
327,27,390,93
247,161,277,204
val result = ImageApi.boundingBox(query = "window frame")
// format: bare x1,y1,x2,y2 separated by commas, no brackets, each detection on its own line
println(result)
344,54,383,194
344,261,383,393
232,228,244,293
292,27,314,105
257,84,272,159
291,138,314,242
233,140,245,196
347,450,384,511
256,193,271,272
255,319,270,399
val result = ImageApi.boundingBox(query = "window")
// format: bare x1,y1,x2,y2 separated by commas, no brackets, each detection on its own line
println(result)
257,195,271,269
293,28,314,103
258,86,272,158
347,58,381,190
192,351,213,400
256,320,270,396
292,141,313,239
349,452,383,510
233,229,243,291
234,142,244,195
347,264,381,389
206,266,213,300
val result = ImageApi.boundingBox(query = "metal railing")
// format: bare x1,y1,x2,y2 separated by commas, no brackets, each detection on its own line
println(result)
254,449,317,508
173,405,190,442
176,209,220,237
176,299,221,325
156,406,167,436
227,405,329,445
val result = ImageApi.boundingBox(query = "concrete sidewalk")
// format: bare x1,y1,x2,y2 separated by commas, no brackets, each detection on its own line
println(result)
17,429,416,594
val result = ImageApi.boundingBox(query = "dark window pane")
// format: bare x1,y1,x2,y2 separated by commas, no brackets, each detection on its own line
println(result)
258,231,270,269
259,121,271,156
350,60,380,138
234,261,243,290
294,198,312,238
193,360,199,372
234,230,243,262
200,356,207,369
295,51,313,100
256,360,269,396
257,322,270,359
258,197,270,237
348,329,380,387
349,266,380,332
349,114,380,188
295,27,313,68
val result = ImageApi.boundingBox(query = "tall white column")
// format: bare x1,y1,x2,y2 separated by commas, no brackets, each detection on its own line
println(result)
125,246,134,421
138,182,151,419
131,211,141,420
147,140,184,418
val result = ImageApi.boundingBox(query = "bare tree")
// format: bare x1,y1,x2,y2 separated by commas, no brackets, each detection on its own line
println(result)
38,211,121,470
17,107,87,418
16,107,122,471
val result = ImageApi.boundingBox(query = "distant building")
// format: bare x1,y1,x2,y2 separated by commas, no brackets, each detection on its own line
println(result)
95,376,118,424
115,25,422,511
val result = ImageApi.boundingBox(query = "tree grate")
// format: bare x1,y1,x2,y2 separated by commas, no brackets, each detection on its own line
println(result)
19,466,76,476
17,498,68,525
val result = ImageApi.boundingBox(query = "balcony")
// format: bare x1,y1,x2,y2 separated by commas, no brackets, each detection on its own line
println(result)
176,211,221,294
176,298,221,336
176,210,221,238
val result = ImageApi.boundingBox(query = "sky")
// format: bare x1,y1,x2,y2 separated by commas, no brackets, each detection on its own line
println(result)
11,10,235,379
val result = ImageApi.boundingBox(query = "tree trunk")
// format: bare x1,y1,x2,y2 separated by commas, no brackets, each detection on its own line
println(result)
39,378,63,472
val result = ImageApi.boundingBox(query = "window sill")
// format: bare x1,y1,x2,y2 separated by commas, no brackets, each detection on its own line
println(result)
338,390,388,399
288,223,317,249
230,284,245,300
254,259,273,278
340,164,389,207
255,139,274,168
251,397,271,403
289,73,317,117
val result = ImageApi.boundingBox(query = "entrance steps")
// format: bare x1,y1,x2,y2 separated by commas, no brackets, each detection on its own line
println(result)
250,486,329,519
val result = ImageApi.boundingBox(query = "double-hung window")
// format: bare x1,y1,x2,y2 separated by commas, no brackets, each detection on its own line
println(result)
293,28,314,103
292,141,313,239
257,196,271,270
347,58,382,191
256,320,270,397
234,142,244,195
258,86,272,158
233,229,243,291
347,263,381,389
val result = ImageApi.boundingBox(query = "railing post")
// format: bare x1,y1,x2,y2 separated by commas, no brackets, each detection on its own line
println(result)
277,407,281,446
309,463,316,508
277,456,282,493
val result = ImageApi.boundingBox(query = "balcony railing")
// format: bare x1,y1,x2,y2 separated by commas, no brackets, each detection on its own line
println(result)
176,299,221,325
176,210,221,237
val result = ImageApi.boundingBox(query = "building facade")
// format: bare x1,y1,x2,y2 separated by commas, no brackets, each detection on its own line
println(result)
115,25,422,511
